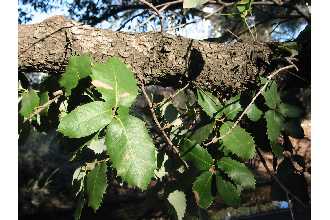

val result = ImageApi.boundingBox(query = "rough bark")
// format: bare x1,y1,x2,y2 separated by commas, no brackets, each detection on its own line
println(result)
19,16,273,94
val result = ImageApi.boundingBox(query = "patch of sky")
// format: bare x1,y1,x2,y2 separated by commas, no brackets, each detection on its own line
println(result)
271,18,307,42
19,1,306,41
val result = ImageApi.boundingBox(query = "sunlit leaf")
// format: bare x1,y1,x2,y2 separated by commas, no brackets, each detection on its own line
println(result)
59,55,92,95
197,89,221,117
19,89,40,118
105,114,157,190
91,57,138,107
183,0,208,8
167,190,187,220
58,101,113,138
87,138,107,154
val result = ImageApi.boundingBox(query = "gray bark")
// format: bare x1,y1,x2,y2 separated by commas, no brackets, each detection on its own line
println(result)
18,16,273,94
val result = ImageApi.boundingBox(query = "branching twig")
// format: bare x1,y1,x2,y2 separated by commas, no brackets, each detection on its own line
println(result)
137,75,188,169
165,5,225,32
256,148,306,208
139,0,164,32
134,0,183,31
27,90,64,121
205,64,296,146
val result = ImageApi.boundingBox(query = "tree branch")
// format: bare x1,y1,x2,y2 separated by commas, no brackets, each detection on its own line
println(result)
18,16,272,96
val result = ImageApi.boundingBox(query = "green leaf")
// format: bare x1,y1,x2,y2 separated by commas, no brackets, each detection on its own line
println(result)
192,171,214,209
86,162,108,212
220,122,256,160
217,157,255,189
181,142,213,171
221,95,242,120
183,0,208,8
190,123,214,144
105,115,157,190
197,89,221,117
69,54,92,78
39,91,49,115
74,193,85,220
59,55,92,95
167,190,187,220
19,89,40,118
58,101,113,138
246,104,263,122
59,67,79,96
271,143,283,158
87,138,107,154
262,80,281,109
216,175,240,206
236,0,252,14
91,57,138,107
265,110,284,142
279,103,303,118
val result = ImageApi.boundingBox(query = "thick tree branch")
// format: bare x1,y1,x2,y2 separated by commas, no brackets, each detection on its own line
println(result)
18,16,273,94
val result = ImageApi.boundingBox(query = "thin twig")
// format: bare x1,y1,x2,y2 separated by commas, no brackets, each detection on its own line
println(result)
256,148,306,208
156,0,183,9
137,75,188,169
134,6,165,32
225,28,242,41
156,83,190,107
134,0,183,31
243,18,256,41
139,0,164,32
165,5,225,33
205,64,296,146
116,10,148,31
287,192,295,220
165,21,197,32
204,5,225,19
27,90,64,121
